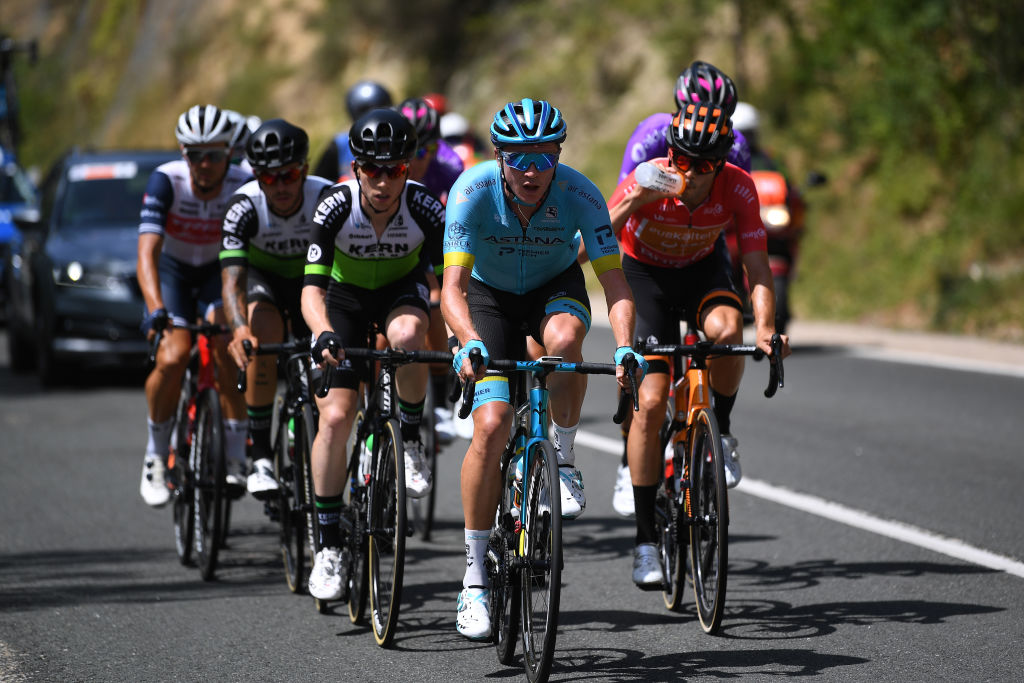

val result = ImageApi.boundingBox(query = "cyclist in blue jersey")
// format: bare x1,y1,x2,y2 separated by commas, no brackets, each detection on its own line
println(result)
441,97,647,640
137,105,253,508
312,80,393,182
220,119,334,497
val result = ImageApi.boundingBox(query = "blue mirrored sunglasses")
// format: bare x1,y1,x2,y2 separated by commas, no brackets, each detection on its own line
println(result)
500,150,559,171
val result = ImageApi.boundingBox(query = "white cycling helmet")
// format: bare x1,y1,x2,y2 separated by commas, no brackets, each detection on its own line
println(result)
175,104,233,146
731,102,760,136
440,112,470,140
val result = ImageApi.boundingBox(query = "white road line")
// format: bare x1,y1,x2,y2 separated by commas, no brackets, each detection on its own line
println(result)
843,347,1024,379
576,429,1024,579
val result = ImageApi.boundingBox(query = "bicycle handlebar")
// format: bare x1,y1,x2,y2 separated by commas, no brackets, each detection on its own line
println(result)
457,349,641,422
147,321,229,367
642,334,785,398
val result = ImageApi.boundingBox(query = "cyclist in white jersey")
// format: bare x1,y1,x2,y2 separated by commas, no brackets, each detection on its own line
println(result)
301,108,445,601
220,119,333,497
137,104,254,508
441,98,647,639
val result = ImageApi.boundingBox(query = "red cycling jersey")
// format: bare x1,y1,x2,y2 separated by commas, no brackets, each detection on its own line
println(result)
610,158,767,268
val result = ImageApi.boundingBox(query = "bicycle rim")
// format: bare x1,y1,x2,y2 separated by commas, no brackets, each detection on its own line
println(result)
689,408,728,634
520,439,561,682
658,484,686,610
171,377,195,565
193,389,225,582
410,392,438,541
277,404,305,594
345,408,369,623
492,439,522,665
369,418,406,647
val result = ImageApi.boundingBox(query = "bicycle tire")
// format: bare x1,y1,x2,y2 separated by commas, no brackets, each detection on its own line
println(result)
193,388,226,582
345,408,369,624
410,391,438,541
658,475,687,610
688,407,728,634
519,439,562,683
276,403,305,594
171,368,195,566
492,436,523,666
369,417,407,647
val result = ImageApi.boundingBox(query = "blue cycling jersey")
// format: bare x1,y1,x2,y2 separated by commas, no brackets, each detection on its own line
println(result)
443,160,620,294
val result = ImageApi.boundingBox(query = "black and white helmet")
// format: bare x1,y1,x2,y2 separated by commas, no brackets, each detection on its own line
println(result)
175,105,233,146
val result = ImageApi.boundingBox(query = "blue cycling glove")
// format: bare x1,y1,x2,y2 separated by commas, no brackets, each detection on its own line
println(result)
453,339,490,374
614,346,648,381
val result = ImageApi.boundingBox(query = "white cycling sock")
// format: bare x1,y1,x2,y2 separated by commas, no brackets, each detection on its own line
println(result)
146,418,173,458
463,529,490,588
550,420,578,467
224,419,249,465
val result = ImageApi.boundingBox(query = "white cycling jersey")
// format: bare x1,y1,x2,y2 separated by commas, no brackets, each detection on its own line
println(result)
138,159,252,267
219,175,334,279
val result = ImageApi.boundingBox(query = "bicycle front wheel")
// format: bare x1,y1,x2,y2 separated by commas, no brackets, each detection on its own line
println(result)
519,439,562,683
193,388,225,582
276,403,305,594
171,369,195,566
344,408,369,623
368,418,407,647
688,407,728,634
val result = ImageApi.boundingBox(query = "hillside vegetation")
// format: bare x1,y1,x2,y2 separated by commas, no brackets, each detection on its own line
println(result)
3,0,1022,340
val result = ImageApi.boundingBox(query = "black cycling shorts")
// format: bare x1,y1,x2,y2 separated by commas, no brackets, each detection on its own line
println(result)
324,269,431,389
246,269,310,341
624,233,742,375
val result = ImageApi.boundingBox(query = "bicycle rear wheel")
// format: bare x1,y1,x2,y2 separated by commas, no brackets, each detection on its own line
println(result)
491,440,522,666
519,439,562,682
410,391,438,541
688,407,728,634
369,418,407,647
344,408,369,623
276,403,305,594
193,388,226,582
658,485,687,610
171,368,195,566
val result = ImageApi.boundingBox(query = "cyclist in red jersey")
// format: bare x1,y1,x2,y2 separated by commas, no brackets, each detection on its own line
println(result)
609,98,790,588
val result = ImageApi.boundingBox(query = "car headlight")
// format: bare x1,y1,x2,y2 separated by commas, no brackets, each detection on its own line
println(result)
52,261,132,296
761,205,791,231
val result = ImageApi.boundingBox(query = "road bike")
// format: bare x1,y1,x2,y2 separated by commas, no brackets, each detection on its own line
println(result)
315,341,451,647
151,321,238,582
238,337,327,595
639,332,783,634
461,349,638,683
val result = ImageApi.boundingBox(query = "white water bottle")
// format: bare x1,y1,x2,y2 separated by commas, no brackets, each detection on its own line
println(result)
635,161,684,194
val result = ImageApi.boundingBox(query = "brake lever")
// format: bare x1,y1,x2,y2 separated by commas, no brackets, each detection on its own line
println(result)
764,333,785,398
457,348,483,419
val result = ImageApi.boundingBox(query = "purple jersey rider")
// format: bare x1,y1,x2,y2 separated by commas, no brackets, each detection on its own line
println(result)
618,112,751,182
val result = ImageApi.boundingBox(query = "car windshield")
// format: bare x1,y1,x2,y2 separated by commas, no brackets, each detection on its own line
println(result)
0,162,35,205
58,160,155,229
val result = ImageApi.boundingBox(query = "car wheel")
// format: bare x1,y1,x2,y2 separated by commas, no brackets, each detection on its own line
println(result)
36,311,71,387
8,321,37,373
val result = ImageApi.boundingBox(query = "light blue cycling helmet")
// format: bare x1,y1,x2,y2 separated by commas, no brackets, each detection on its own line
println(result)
490,98,567,147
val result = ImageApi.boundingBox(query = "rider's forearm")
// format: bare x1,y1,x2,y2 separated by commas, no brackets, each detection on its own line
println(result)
743,251,777,334
440,266,478,347
598,268,636,348
136,233,164,312
301,285,332,337
221,265,249,333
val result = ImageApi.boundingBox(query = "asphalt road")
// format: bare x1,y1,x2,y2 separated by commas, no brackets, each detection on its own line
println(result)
1,325,1022,682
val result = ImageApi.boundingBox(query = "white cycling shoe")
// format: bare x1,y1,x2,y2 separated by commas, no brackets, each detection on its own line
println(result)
140,454,171,508
456,587,491,640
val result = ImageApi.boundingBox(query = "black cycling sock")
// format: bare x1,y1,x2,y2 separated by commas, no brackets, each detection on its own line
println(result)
399,397,425,443
713,390,737,436
315,494,344,549
634,484,659,545
247,403,274,462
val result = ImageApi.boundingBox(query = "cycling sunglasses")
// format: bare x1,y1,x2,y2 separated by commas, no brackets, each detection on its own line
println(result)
358,162,409,179
256,166,304,185
184,148,229,165
499,150,559,172
670,150,721,175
